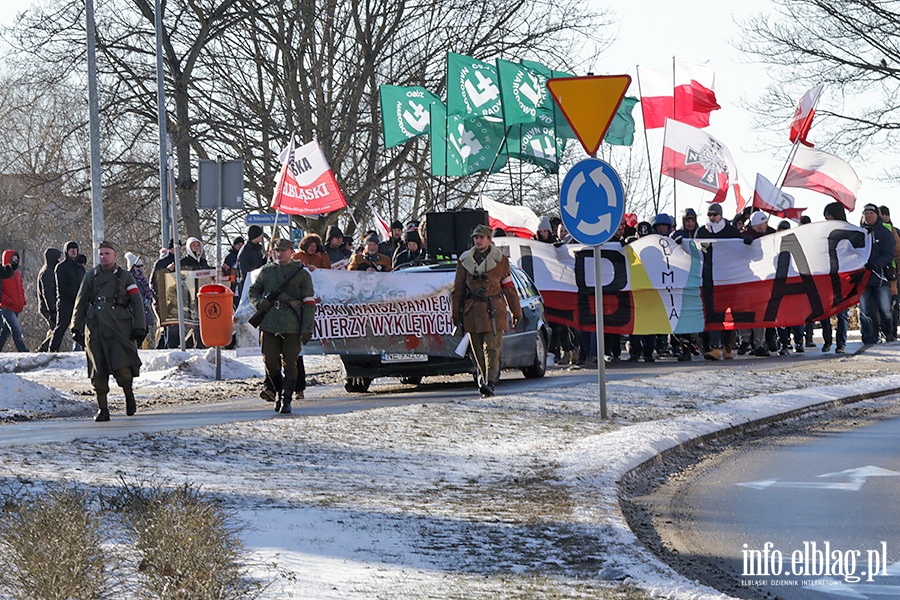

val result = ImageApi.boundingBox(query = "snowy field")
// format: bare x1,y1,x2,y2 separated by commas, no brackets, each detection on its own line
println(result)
0,338,899,599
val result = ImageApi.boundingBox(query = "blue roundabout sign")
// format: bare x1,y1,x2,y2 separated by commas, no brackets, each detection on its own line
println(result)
559,158,625,246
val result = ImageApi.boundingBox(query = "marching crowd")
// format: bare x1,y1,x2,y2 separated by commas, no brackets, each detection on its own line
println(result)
537,202,898,367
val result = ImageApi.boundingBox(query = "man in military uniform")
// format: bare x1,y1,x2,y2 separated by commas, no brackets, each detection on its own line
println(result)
248,238,316,414
451,224,523,397
71,241,146,422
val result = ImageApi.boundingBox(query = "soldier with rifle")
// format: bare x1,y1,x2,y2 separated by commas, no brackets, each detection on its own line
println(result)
248,238,316,414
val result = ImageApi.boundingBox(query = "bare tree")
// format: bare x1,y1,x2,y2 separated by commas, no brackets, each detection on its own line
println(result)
738,0,900,156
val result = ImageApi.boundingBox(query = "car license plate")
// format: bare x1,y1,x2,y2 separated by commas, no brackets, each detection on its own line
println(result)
381,352,428,363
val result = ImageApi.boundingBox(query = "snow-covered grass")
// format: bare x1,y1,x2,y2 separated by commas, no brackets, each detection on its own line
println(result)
0,338,898,599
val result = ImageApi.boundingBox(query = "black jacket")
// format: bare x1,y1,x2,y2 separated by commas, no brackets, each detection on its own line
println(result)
237,240,265,282
865,215,897,288
55,255,86,305
38,248,62,319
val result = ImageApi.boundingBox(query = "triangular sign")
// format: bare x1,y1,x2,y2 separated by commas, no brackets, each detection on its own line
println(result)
546,74,632,156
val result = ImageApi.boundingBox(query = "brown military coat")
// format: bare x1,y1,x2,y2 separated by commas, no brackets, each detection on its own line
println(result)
451,244,522,334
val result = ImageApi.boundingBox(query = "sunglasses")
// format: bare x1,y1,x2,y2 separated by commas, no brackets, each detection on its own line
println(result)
707,213,721,217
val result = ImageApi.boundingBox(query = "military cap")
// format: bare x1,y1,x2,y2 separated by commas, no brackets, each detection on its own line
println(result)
471,224,493,238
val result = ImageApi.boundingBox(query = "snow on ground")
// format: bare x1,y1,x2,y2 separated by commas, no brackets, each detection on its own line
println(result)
0,338,898,599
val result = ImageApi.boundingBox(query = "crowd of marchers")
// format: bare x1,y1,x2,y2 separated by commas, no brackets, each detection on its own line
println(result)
530,202,898,367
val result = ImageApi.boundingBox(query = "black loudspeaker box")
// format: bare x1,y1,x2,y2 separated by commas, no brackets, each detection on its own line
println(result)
425,210,489,257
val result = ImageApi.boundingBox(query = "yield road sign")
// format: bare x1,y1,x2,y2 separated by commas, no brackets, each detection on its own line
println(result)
546,74,631,155
559,158,625,245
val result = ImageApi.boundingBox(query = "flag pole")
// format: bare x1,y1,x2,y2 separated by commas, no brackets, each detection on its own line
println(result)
671,56,677,218
476,125,512,205
635,66,659,211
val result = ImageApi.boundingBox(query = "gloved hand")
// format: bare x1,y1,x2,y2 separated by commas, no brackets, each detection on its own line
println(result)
72,329,85,346
131,328,147,342
865,262,875,271
743,237,753,245
672,234,684,244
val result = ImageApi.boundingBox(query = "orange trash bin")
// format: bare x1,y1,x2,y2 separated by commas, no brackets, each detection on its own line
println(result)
197,284,235,347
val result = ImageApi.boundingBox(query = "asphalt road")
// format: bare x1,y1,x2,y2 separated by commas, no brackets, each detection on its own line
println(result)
637,407,900,600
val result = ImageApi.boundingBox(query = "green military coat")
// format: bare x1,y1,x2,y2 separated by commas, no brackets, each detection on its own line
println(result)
248,261,316,338
72,265,146,378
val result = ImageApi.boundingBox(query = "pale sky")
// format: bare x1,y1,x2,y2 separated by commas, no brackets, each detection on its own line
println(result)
593,0,893,222
0,0,892,222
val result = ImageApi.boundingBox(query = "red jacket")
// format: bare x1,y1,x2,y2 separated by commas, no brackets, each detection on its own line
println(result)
1,250,26,313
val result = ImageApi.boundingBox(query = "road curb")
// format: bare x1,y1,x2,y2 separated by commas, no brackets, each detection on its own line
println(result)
620,384,900,485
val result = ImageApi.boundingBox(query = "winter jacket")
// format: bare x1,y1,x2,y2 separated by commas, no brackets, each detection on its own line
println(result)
37,247,62,319
348,251,392,272
292,249,331,270
72,264,145,378
181,237,211,270
695,222,741,240
392,246,427,269
864,215,897,288
248,261,316,339
451,244,522,334
237,239,266,282
55,253,86,305
0,250,25,313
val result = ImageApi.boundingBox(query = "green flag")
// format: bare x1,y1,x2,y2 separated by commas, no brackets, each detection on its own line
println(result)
506,124,564,174
429,103,448,176
379,85,443,148
446,52,502,119
604,97,639,146
447,116,508,175
521,60,577,140
496,59,551,128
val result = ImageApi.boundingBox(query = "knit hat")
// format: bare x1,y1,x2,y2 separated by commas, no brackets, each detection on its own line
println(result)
683,208,697,220
247,225,264,240
65,241,79,252
232,235,245,247
390,219,403,231
823,202,848,222
707,203,723,216
537,216,552,232
365,233,381,246
404,230,421,246
777,220,791,230
863,203,879,214
326,225,344,243
749,211,769,227
125,252,142,271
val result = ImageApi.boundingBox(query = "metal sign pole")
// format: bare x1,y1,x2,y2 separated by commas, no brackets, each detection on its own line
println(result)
594,244,607,419
215,157,224,380
168,135,186,351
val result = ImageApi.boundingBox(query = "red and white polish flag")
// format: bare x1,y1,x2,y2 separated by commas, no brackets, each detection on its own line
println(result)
782,145,860,211
789,84,823,147
483,197,541,239
752,173,806,221
638,59,721,130
272,137,348,216
661,118,738,203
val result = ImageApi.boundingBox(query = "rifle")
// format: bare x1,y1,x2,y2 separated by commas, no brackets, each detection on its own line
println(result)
248,265,306,328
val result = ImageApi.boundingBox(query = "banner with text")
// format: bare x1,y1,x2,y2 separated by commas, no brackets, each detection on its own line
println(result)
235,268,460,356
496,221,870,334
